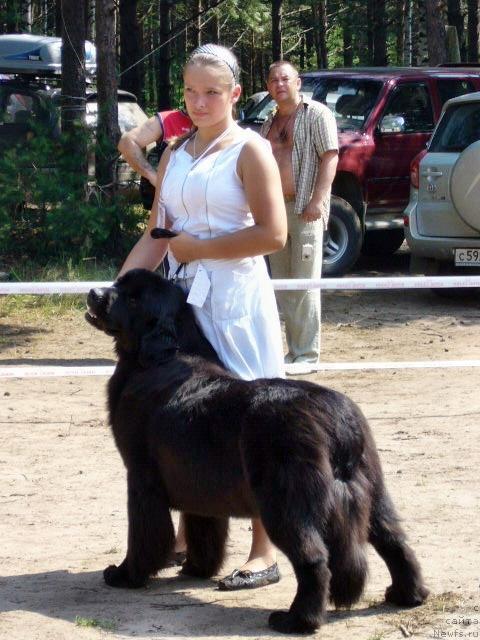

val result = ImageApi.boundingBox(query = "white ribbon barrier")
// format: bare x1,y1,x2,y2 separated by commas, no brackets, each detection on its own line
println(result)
1,275,479,378
1,275,480,295
2,359,480,379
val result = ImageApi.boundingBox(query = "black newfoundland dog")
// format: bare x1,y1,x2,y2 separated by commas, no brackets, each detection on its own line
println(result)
86,268,428,634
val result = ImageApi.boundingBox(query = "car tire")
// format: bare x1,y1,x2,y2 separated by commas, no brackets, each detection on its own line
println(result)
322,196,363,277
361,228,405,256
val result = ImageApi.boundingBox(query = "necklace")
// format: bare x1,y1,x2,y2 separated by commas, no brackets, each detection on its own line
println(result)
271,103,301,143
192,127,232,161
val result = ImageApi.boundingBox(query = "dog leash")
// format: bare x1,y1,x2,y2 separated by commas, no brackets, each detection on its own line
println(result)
149,227,186,283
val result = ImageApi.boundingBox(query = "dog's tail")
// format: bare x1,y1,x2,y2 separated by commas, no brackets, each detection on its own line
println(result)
326,473,370,608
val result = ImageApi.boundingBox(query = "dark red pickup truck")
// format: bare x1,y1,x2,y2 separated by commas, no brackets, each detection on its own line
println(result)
241,67,480,276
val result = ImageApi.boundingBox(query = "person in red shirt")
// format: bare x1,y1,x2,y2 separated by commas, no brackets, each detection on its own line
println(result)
118,109,192,192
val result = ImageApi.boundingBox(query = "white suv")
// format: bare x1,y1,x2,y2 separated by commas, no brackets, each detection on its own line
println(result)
405,91,480,275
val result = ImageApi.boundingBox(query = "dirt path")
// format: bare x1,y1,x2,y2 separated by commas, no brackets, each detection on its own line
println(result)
1,269,479,639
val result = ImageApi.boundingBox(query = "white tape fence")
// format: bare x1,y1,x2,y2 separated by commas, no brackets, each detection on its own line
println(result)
1,275,479,378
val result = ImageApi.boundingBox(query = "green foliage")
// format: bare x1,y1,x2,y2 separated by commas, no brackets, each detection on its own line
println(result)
0,128,148,262
0,258,118,319
75,616,117,631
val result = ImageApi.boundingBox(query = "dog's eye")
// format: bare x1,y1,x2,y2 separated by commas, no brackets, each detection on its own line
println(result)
127,296,137,307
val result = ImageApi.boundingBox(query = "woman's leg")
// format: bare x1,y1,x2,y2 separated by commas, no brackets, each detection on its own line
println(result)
175,513,187,552
242,517,277,571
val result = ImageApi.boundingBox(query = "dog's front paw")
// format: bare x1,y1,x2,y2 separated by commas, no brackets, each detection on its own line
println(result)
104,563,146,589
268,610,319,635
385,582,429,607
179,559,213,579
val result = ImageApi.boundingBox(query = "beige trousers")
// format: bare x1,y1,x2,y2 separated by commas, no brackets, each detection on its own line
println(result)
269,201,324,363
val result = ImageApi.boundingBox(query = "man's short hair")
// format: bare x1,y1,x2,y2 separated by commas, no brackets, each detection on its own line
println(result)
267,60,299,79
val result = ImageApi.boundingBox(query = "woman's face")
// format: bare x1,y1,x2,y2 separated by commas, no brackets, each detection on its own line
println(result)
183,63,241,129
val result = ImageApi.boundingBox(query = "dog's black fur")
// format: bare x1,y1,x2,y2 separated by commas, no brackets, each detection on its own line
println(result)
86,268,428,634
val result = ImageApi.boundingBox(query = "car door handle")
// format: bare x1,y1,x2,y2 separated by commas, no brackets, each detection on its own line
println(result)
421,170,443,177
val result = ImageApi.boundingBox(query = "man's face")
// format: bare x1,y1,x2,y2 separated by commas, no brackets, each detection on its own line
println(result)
266,64,301,105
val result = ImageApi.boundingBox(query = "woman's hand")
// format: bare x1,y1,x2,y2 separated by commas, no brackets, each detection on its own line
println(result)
168,231,204,263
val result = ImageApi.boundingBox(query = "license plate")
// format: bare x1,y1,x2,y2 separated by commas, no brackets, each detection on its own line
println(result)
455,248,480,266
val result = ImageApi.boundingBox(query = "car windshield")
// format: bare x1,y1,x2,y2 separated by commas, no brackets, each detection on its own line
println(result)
86,100,147,133
310,78,383,131
429,101,480,152
241,76,318,124
240,76,382,131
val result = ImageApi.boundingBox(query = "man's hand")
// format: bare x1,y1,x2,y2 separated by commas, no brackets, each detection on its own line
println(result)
300,199,326,223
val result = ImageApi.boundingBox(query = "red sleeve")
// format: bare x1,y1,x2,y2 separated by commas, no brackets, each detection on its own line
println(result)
158,110,193,141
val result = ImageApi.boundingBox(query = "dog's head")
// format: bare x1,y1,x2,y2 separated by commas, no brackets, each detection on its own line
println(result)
86,269,187,367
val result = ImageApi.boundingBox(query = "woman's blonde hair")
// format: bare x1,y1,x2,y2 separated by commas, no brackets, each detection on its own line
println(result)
171,44,240,151
185,43,240,88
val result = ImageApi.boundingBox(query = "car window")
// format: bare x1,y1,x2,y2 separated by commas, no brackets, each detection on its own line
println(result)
85,101,147,133
310,78,382,131
429,102,480,152
241,94,275,123
0,89,47,126
381,83,434,134
436,79,476,106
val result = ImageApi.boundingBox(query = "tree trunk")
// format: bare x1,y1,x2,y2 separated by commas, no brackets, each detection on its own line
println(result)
318,0,328,68
447,0,465,60
95,0,120,193
414,0,429,64
85,0,95,42
396,0,406,64
343,13,353,66
21,0,31,31
466,0,479,62
119,0,143,102
403,0,413,64
61,0,86,140
55,0,62,36
372,0,388,65
271,0,283,61
193,0,202,47
367,0,374,63
425,0,447,64
311,0,327,68
157,0,172,111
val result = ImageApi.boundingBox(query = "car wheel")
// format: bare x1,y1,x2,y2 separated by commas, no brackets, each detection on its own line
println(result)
361,228,405,256
322,196,363,277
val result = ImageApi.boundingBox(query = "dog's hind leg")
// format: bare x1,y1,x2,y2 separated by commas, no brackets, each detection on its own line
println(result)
369,486,429,607
104,468,175,588
180,514,229,578
255,472,333,634
264,516,330,634
327,478,369,609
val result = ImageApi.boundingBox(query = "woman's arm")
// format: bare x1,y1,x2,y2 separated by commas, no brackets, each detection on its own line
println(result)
168,138,287,263
117,148,172,278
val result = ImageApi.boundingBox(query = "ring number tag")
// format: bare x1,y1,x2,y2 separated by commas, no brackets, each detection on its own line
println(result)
187,264,211,308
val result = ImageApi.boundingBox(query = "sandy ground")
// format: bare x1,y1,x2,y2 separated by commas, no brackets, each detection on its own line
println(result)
1,251,479,639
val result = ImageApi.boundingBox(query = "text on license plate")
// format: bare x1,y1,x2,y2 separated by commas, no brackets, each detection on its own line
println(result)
455,248,480,266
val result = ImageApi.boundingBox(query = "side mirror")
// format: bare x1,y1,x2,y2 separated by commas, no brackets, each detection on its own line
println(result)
379,115,406,134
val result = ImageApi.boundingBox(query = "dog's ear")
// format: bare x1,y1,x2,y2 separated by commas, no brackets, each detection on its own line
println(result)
138,282,186,367
139,317,179,367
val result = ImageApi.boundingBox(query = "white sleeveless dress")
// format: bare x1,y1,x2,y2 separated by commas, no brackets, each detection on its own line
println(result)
160,129,285,380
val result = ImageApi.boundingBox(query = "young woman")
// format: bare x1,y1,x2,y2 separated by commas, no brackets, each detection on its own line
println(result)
118,44,287,590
